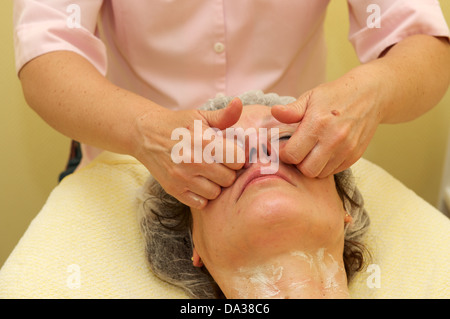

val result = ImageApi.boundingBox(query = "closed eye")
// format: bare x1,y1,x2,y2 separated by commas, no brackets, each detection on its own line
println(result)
279,135,291,141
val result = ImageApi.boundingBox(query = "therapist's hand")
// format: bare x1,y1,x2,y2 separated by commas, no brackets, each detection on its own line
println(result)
134,98,244,209
271,68,382,178
272,35,450,179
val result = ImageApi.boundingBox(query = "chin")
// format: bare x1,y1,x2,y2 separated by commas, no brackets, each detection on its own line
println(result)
242,191,305,226
238,190,340,250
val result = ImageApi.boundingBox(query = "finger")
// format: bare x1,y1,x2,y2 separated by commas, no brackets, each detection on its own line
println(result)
199,97,243,130
179,191,208,210
318,158,346,179
297,143,331,178
271,90,311,124
332,151,365,176
333,160,353,176
186,175,222,201
319,136,368,178
200,162,237,188
279,128,318,165
201,130,244,171
220,136,245,170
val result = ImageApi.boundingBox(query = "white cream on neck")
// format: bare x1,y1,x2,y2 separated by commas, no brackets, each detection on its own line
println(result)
233,264,284,298
291,248,348,297
230,248,349,298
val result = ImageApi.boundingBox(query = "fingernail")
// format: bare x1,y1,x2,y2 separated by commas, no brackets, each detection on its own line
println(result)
191,195,206,208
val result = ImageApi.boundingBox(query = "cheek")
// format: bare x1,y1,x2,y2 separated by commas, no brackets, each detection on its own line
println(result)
304,184,347,246
191,195,239,266
304,179,346,216
299,177,343,210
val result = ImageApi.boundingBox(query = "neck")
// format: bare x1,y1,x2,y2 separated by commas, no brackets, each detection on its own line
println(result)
218,248,350,299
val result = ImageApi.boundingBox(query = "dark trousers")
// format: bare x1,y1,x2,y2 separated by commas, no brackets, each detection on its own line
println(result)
58,140,82,182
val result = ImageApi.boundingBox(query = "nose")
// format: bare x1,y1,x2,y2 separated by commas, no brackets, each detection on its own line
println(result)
243,133,274,169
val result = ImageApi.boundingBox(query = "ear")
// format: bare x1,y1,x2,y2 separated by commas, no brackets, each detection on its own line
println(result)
192,247,204,267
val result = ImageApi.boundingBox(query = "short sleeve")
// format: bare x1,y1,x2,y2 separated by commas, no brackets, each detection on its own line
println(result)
347,0,450,63
13,0,107,75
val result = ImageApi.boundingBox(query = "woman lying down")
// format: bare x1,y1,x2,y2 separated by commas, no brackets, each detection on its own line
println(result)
138,91,371,299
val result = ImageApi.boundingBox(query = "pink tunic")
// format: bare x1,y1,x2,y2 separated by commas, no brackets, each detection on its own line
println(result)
13,0,450,167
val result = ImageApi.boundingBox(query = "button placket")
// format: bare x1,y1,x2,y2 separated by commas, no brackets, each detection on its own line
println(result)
212,0,227,94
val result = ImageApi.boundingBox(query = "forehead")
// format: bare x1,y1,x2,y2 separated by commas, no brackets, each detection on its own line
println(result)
233,104,280,129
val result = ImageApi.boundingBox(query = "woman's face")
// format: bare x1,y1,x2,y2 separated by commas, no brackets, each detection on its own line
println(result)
191,105,346,273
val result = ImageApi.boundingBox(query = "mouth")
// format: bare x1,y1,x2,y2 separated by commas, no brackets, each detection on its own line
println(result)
236,166,294,201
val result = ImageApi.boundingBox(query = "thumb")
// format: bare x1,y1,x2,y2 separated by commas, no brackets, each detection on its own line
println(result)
271,91,311,124
200,97,243,129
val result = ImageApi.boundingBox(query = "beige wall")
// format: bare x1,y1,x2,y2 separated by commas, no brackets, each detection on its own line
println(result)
325,0,450,208
0,2,70,267
1,1,449,267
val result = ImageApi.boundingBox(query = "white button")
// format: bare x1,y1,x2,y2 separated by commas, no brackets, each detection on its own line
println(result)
214,42,225,53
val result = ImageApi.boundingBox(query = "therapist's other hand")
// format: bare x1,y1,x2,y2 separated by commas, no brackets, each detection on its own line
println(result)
135,98,244,209
271,71,382,178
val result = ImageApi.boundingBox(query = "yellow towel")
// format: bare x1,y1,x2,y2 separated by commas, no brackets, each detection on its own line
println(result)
0,152,449,298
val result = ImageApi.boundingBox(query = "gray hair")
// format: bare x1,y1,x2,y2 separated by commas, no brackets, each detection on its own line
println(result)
138,90,370,299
